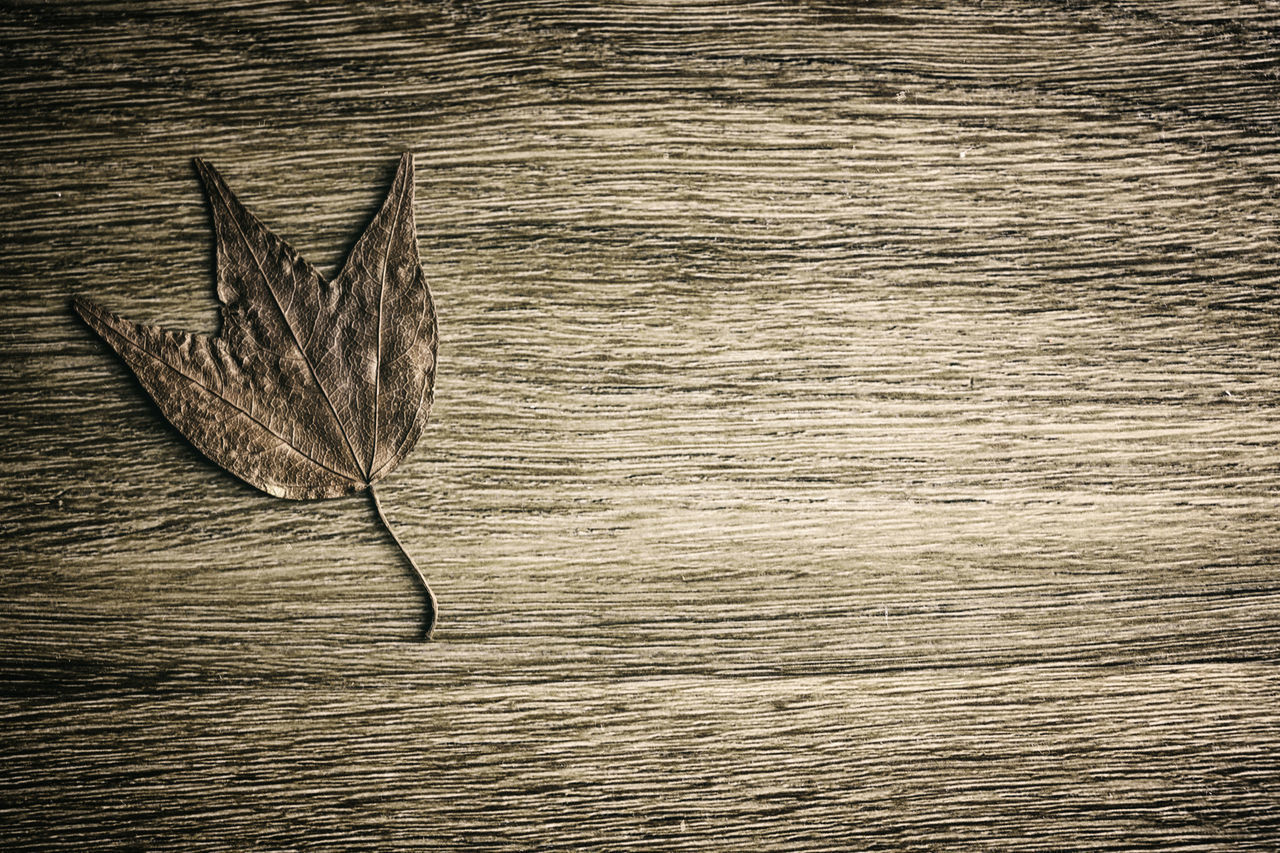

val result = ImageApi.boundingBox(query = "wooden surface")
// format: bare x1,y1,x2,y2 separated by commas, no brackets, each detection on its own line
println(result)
3,1,1280,849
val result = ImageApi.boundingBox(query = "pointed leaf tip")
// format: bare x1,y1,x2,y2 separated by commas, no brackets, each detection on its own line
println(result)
72,294,104,324
193,157,218,187
397,152,415,186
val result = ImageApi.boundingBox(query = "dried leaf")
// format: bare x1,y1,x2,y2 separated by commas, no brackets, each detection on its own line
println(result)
74,154,441,637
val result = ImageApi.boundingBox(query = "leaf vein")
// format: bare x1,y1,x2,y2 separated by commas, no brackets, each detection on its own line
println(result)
208,176,370,482
102,322,360,485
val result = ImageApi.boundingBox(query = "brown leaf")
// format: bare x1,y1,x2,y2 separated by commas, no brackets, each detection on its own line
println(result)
74,154,440,636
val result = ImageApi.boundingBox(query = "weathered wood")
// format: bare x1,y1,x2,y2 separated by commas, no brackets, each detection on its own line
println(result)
2,1,1280,849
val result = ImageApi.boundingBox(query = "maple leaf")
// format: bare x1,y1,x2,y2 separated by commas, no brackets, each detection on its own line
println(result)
74,153,441,638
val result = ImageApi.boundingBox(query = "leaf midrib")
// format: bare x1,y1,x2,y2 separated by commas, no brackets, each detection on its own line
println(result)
96,315,360,486
210,176,370,484
368,170,409,477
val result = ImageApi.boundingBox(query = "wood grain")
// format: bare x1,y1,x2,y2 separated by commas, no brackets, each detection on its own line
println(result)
3,1,1280,849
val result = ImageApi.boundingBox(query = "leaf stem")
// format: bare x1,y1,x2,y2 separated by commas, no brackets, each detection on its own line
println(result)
368,484,437,640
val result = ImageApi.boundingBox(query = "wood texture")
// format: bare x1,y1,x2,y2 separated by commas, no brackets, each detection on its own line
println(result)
3,1,1280,849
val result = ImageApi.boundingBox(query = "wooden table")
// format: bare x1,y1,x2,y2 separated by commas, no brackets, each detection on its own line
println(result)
3,2,1279,849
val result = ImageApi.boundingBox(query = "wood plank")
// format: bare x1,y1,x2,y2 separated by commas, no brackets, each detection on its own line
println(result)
2,1,1279,849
